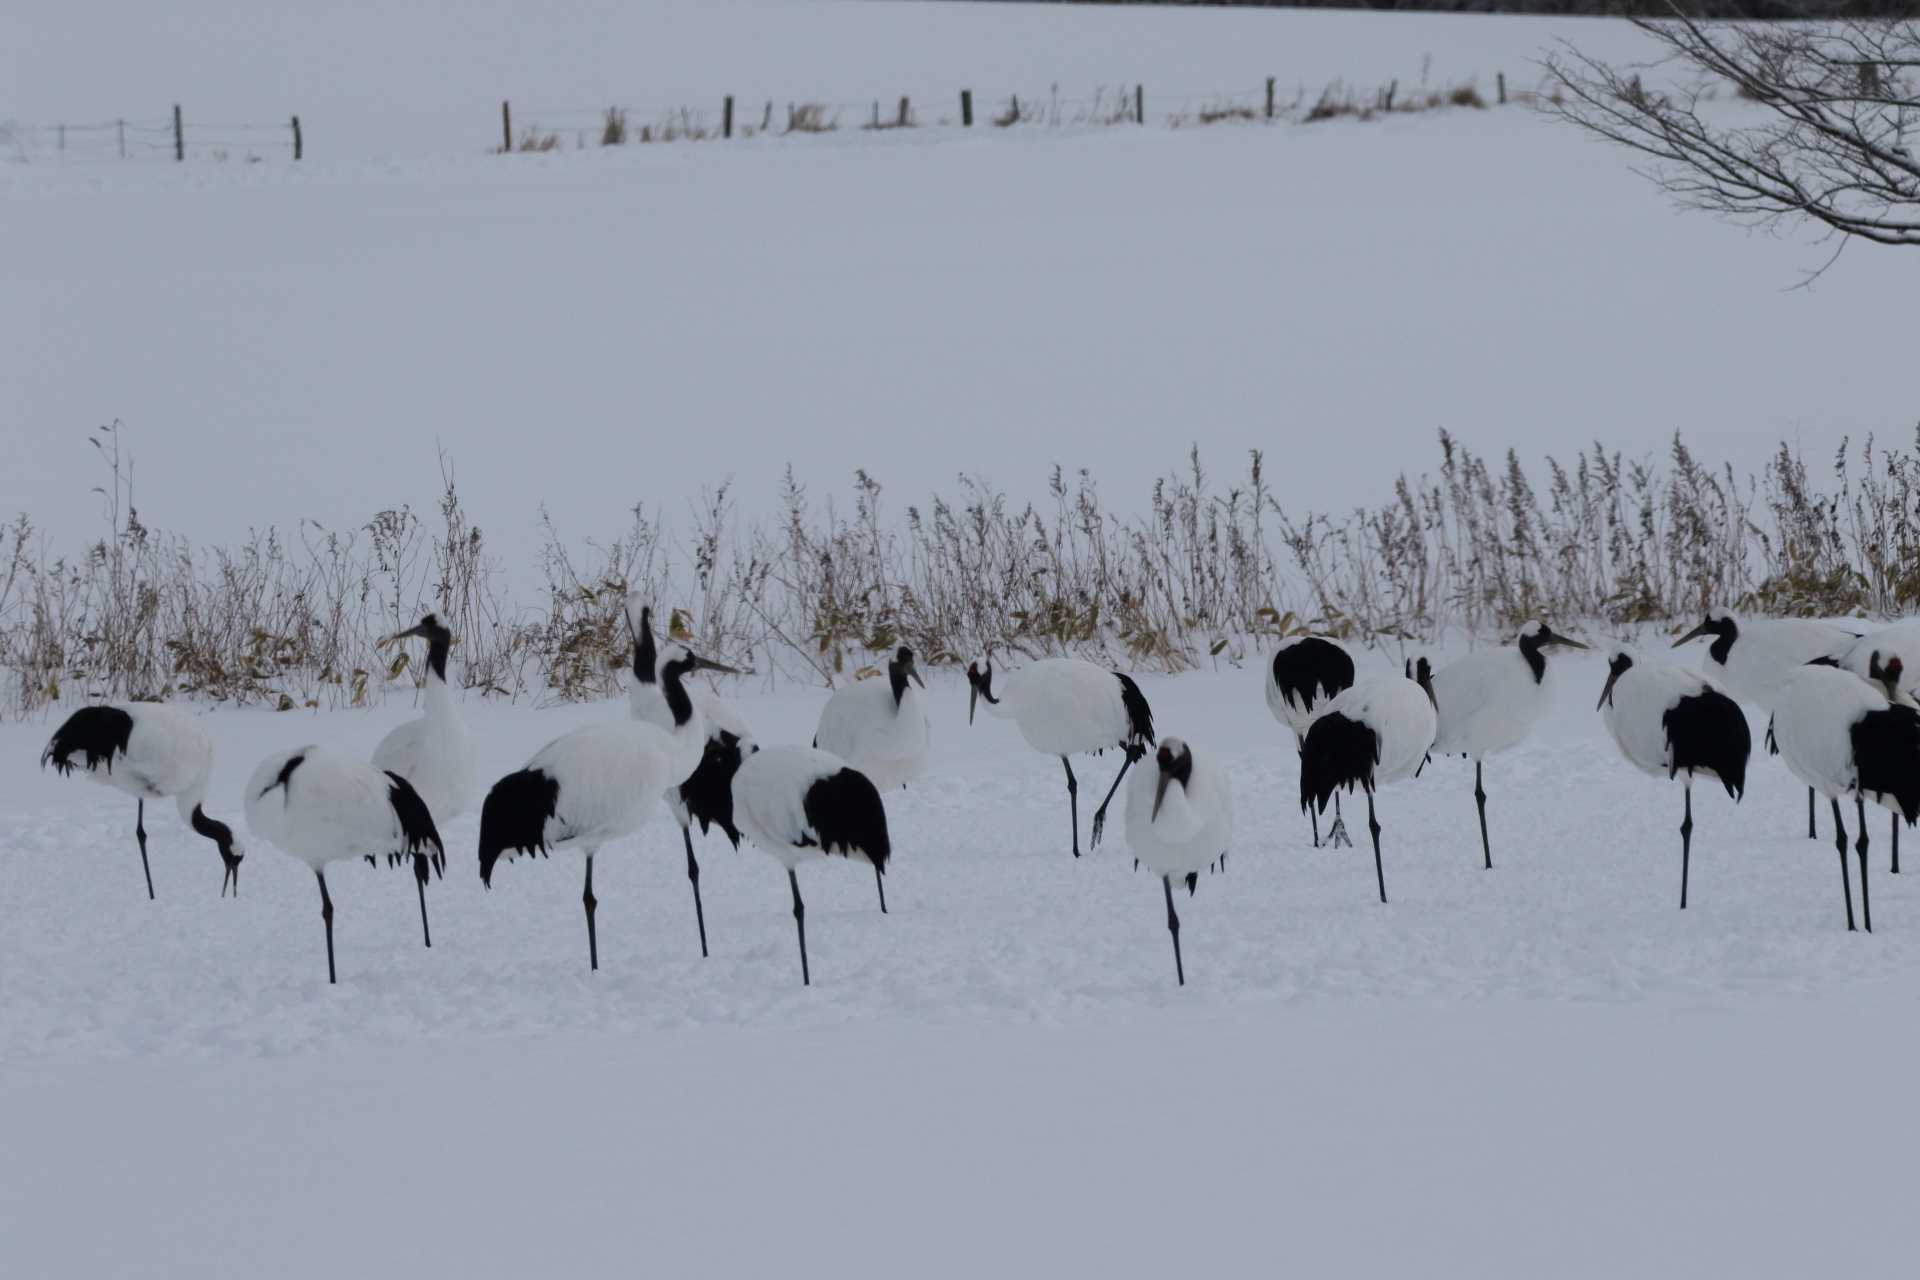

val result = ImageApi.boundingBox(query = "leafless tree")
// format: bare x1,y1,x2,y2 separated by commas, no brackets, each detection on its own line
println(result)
1546,8,1920,263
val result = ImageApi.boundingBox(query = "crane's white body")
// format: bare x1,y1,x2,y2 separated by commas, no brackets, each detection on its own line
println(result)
814,676,930,792
243,746,430,869
1124,743,1233,879
515,721,679,859
1431,645,1555,760
372,665,474,823
1264,636,1355,745
61,701,214,821
733,746,877,871
977,658,1138,757
1326,677,1438,788
1771,667,1890,802
1697,615,1856,709
1600,656,1733,783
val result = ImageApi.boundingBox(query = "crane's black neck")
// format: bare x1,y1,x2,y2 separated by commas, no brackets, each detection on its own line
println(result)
633,609,657,685
889,650,912,708
425,627,450,683
661,655,695,727
1517,630,1548,684
1706,618,1737,667
190,804,234,851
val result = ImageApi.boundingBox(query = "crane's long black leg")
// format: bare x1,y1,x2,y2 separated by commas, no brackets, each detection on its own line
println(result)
414,853,432,948
1680,784,1693,911
135,799,154,900
1310,795,1320,848
316,869,336,985
1090,749,1138,850
1062,758,1080,858
789,868,810,987
1856,793,1872,934
1474,761,1493,870
1833,798,1855,932
683,826,708,957
1809,786,1818,840
1163,876,1185,986
1893,814,1901,875
1369,791,1386,905
874,865,887,914
583,854,600,971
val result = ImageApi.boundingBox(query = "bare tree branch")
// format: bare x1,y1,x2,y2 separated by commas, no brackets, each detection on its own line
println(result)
1545,5,1920,269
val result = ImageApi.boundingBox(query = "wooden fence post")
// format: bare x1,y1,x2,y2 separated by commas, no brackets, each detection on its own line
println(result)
501,100,512,153
117,119,125,160
1266,77,1276,120
723,95,734,139
173,104,184,161
1135,84,1144,125
291,115,302,161
961,89,973,127
898,96,910,127
1498,72,1507,105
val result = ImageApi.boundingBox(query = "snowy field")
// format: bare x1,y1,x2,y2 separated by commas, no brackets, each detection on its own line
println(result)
5,2,1915,576
9,3,1920,1275
9,652,1920,1275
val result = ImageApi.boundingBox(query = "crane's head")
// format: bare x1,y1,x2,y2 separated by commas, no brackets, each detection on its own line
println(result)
1673,610,1737,650
1596,649,1635,711
1152,737,1193,821
658,642,744,683
1868,650,1907,702
966,657,997,725
1519,620,1588,651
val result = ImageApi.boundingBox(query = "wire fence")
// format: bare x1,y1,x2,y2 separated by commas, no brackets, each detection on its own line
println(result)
1,69,1548,166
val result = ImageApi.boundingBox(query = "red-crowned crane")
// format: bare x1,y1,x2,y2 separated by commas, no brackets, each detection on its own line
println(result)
1596,649,1751,909
1265,635,1355,847
1769,663,1920,933
243,747,443,983
1430,621,1588,870
1300,659,1438,904
480,642,735,970
965,656,1154,857
626,596,753,955
730,745,890,986
1673,610,1855,838
815,646,930,794
41,701,244,899
371,614,472,905
1123,737,1233,985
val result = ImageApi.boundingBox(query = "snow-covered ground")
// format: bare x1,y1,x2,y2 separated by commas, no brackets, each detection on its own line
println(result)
9,651,1920,1275
5,3,1912,579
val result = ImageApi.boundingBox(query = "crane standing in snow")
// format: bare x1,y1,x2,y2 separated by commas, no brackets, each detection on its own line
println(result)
966,656,1154,857
1769,663,1920,932
1429,621,1589,871
1124,737,1233,985
1265,635,1355,847
244,747,444,982
1672,610,1855,839
731,746,890,986
1300,659,1439,905
41,701,245,899
370,614,472,919
626,597,753,955
482,641,736,970
1596,649,1751,909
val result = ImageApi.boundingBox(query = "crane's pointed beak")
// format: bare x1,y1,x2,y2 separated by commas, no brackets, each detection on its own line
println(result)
1596,668,1624,712
968,685,978,725
1673,621,1712,648
1152,771,1171,822
1545,628,1589,651
909,663,926,690
692,656,747,676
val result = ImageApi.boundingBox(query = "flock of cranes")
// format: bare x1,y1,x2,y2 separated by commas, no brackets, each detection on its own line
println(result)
37,601,1920,988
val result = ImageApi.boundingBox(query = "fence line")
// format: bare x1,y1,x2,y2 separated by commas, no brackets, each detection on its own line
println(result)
3,67,1544,165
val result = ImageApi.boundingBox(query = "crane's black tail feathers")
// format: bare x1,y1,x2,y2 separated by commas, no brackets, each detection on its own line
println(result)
477,768,560,887
1664,689,1752,801
1115,673,1155,751
40,705,135,776
1299,713,1379,816
1854,705,1920,825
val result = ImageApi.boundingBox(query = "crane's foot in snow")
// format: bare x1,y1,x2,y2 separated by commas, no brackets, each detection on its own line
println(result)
1326,817,1354,850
